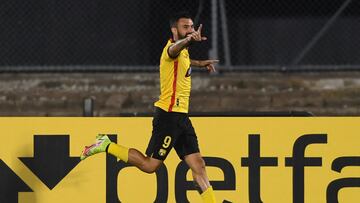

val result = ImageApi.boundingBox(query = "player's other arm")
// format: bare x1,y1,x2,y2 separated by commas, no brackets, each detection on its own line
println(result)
191,59,219,73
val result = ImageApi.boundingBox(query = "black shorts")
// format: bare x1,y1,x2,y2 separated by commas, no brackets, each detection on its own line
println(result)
146,107,200,160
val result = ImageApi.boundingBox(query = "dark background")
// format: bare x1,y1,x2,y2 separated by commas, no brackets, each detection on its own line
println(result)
1,0,359,66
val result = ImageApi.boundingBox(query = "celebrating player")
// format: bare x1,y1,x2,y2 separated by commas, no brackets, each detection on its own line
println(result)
80,11,218,203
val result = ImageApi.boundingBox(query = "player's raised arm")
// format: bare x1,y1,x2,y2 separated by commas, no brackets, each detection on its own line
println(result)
168,24,207,58
168,37,192,58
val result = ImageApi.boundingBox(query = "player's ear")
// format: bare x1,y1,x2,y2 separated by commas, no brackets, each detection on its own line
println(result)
171,27,177,37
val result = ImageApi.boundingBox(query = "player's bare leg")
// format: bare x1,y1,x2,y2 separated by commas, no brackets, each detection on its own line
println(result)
185,153,211,190
127,148,163,173
185,152,217,203
80,135,162,173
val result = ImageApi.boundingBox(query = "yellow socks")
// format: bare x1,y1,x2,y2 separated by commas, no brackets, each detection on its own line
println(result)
107,143,129,163
201,186,216,203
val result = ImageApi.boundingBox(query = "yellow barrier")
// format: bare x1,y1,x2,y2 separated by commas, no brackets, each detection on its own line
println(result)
0,117,359,203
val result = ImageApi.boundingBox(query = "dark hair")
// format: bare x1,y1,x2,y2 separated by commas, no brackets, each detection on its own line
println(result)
169,11,193,28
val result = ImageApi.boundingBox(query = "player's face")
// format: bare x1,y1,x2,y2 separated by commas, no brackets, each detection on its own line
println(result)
176,18,195,39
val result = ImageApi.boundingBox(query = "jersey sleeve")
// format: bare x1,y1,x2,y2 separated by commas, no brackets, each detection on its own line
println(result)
162,41,177,61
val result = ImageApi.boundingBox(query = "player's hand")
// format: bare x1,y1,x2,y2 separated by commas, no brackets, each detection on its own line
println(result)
187,24,207,42
201,59,219,73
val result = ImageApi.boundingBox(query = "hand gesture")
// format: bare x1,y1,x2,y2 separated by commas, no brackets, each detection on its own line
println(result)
187,24,207,42
202,59,219,73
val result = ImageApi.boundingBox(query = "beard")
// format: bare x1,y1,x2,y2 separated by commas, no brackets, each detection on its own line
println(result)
178,32,193,40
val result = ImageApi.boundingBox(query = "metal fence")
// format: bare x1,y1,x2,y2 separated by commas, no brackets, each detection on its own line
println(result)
1,0,360,72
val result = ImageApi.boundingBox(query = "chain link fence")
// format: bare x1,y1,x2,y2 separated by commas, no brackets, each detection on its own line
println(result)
1,0,359,72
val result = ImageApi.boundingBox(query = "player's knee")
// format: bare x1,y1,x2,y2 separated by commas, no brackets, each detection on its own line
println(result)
143,165,160,174
142,159,161,174
143,169,153,174
191,158,206,175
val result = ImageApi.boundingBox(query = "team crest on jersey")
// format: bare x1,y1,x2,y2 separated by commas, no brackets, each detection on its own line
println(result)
185,67,192,77
159,149,167,156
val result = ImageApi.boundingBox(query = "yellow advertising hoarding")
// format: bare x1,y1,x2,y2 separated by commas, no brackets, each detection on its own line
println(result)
0,117,359,202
